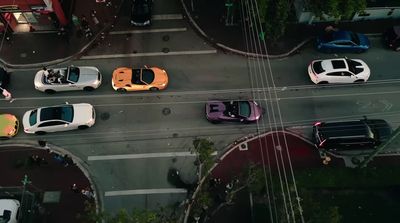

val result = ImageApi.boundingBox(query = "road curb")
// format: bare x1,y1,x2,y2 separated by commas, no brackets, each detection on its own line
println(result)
0,141,103,216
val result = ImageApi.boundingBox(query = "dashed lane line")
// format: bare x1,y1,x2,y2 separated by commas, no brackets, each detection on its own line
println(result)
80,50,217,60
109,27,187,35
105,188,187,197
88,151,217,161
152,14,183,20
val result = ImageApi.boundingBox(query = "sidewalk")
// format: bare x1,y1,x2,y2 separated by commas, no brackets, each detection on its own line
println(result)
181,0,400,57
0,0,122,69
0,143,94,223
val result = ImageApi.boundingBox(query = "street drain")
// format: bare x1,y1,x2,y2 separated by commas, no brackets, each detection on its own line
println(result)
162,108,171,115
162,35,170,41
100,112,110,120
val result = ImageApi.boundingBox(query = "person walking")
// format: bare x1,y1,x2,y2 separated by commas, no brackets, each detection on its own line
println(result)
0,86,14,103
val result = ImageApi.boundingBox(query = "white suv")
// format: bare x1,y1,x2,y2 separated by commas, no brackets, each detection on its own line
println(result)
308,57,370,84
0,199,20,223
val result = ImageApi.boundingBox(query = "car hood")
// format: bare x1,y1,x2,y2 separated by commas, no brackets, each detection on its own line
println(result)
248,101,263,121
151,67,168,86
22,110,34,131
72,103,95,124
0,114,18,137
206,101,226,119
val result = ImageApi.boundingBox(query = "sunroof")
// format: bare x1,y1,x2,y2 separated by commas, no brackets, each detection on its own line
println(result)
331,60,346,69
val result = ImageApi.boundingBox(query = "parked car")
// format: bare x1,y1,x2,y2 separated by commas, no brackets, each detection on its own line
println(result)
0,114,19,139
22,103,96,134
312,118,392,152
316,30,370,53
131,0,152,26
112,66,168,92
0,199,20,223
34,66,102,93
0,67,10,89
308,57,370,84
205,100,263,124
383,26,400,51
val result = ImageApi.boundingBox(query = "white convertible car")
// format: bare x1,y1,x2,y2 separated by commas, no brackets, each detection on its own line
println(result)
22,103,96,134
34,66,102,93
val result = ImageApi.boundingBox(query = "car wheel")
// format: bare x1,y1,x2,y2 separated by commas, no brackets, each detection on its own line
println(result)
354,79,365,83
83,86,95,91
117,88,127,93
317,81,329,85
44,89,56,94
149,87,159,91
36,131,46,135
78,125,89,130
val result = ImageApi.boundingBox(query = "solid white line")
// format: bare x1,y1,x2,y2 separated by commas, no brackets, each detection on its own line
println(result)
88,151,217,161
109,27,187,35
80,50,217,59
152,14,183,20
105,188,187,196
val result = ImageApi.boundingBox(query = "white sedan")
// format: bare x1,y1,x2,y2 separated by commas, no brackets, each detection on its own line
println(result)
34,66,102,93
22,103,96,134
308,58,370,84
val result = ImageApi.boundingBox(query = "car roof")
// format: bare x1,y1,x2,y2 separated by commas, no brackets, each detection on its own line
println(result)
317,120,371,139
320,58,348,72
332,30,352,41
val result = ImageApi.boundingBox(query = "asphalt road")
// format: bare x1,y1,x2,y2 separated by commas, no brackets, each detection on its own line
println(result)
2,0,400,214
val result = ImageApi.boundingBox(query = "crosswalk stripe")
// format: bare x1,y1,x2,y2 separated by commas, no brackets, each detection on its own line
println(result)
80,50,217,60
109,27,187,35
105,188,187,196
152,14,183,20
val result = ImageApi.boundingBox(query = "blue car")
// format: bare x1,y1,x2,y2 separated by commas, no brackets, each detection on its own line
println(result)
316,30,370,53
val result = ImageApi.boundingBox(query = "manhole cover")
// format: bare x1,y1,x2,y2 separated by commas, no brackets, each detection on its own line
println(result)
20,53,27,58
100,112,110,120
162,108,171,115
162,35,170,41
172,133,178,138
162,48,170,53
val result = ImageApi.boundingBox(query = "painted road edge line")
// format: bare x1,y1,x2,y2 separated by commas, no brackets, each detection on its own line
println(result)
88,151,217,161
105,188,187,197
80,50,217,60
109,27,187,35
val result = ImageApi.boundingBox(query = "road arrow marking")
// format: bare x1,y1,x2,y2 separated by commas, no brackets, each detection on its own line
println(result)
379,99,393,111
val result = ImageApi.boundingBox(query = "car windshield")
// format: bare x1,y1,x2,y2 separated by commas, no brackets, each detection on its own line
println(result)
312,61,324,74
346,59,364,74
29,109,38,126
131,69,142,84
238,101,251,118
350,32,360,45
141,69,155,84
67,67,80,82
40,105,74,123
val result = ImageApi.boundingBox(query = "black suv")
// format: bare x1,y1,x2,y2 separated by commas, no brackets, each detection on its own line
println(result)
313,118,392,152
130,0,152,26
383,26,400,51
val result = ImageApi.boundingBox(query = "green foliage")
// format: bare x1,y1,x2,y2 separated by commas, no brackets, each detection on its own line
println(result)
191,186,214,218
308,0,367,20
263,0,290,42
256,0,268,23
240,164,266,195
193,138,216,172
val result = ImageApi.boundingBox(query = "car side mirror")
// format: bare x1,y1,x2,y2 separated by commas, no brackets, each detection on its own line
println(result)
65,101,69,104
144,65,148,69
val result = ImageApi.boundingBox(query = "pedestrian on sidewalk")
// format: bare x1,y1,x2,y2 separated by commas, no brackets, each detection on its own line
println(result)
81,187,95,199
90,10,100,27
71,183,80,193
0,86,14,103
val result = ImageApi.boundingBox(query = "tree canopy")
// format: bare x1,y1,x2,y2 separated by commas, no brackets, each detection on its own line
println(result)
307,0,367,20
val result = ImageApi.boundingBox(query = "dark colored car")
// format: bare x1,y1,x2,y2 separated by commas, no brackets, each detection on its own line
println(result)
383,26,400,51
130,0,152,26
205,100,263,124
0,67,10,89
316,30,370,53
313,118,392,152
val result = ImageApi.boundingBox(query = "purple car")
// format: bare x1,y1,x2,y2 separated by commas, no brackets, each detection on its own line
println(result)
205,100,263,124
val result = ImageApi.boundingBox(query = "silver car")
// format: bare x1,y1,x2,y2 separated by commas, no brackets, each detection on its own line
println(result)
34,66,102,93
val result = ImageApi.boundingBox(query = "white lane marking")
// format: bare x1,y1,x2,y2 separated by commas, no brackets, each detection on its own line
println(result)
80,50,217,59
105,188,187,197
109,27,187,35
88,151,217,161
152,14,183,20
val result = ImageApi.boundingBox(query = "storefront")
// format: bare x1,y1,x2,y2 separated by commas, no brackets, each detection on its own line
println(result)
0,0,67,33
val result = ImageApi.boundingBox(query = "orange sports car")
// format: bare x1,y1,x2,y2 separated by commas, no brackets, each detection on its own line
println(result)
112,66,168,92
